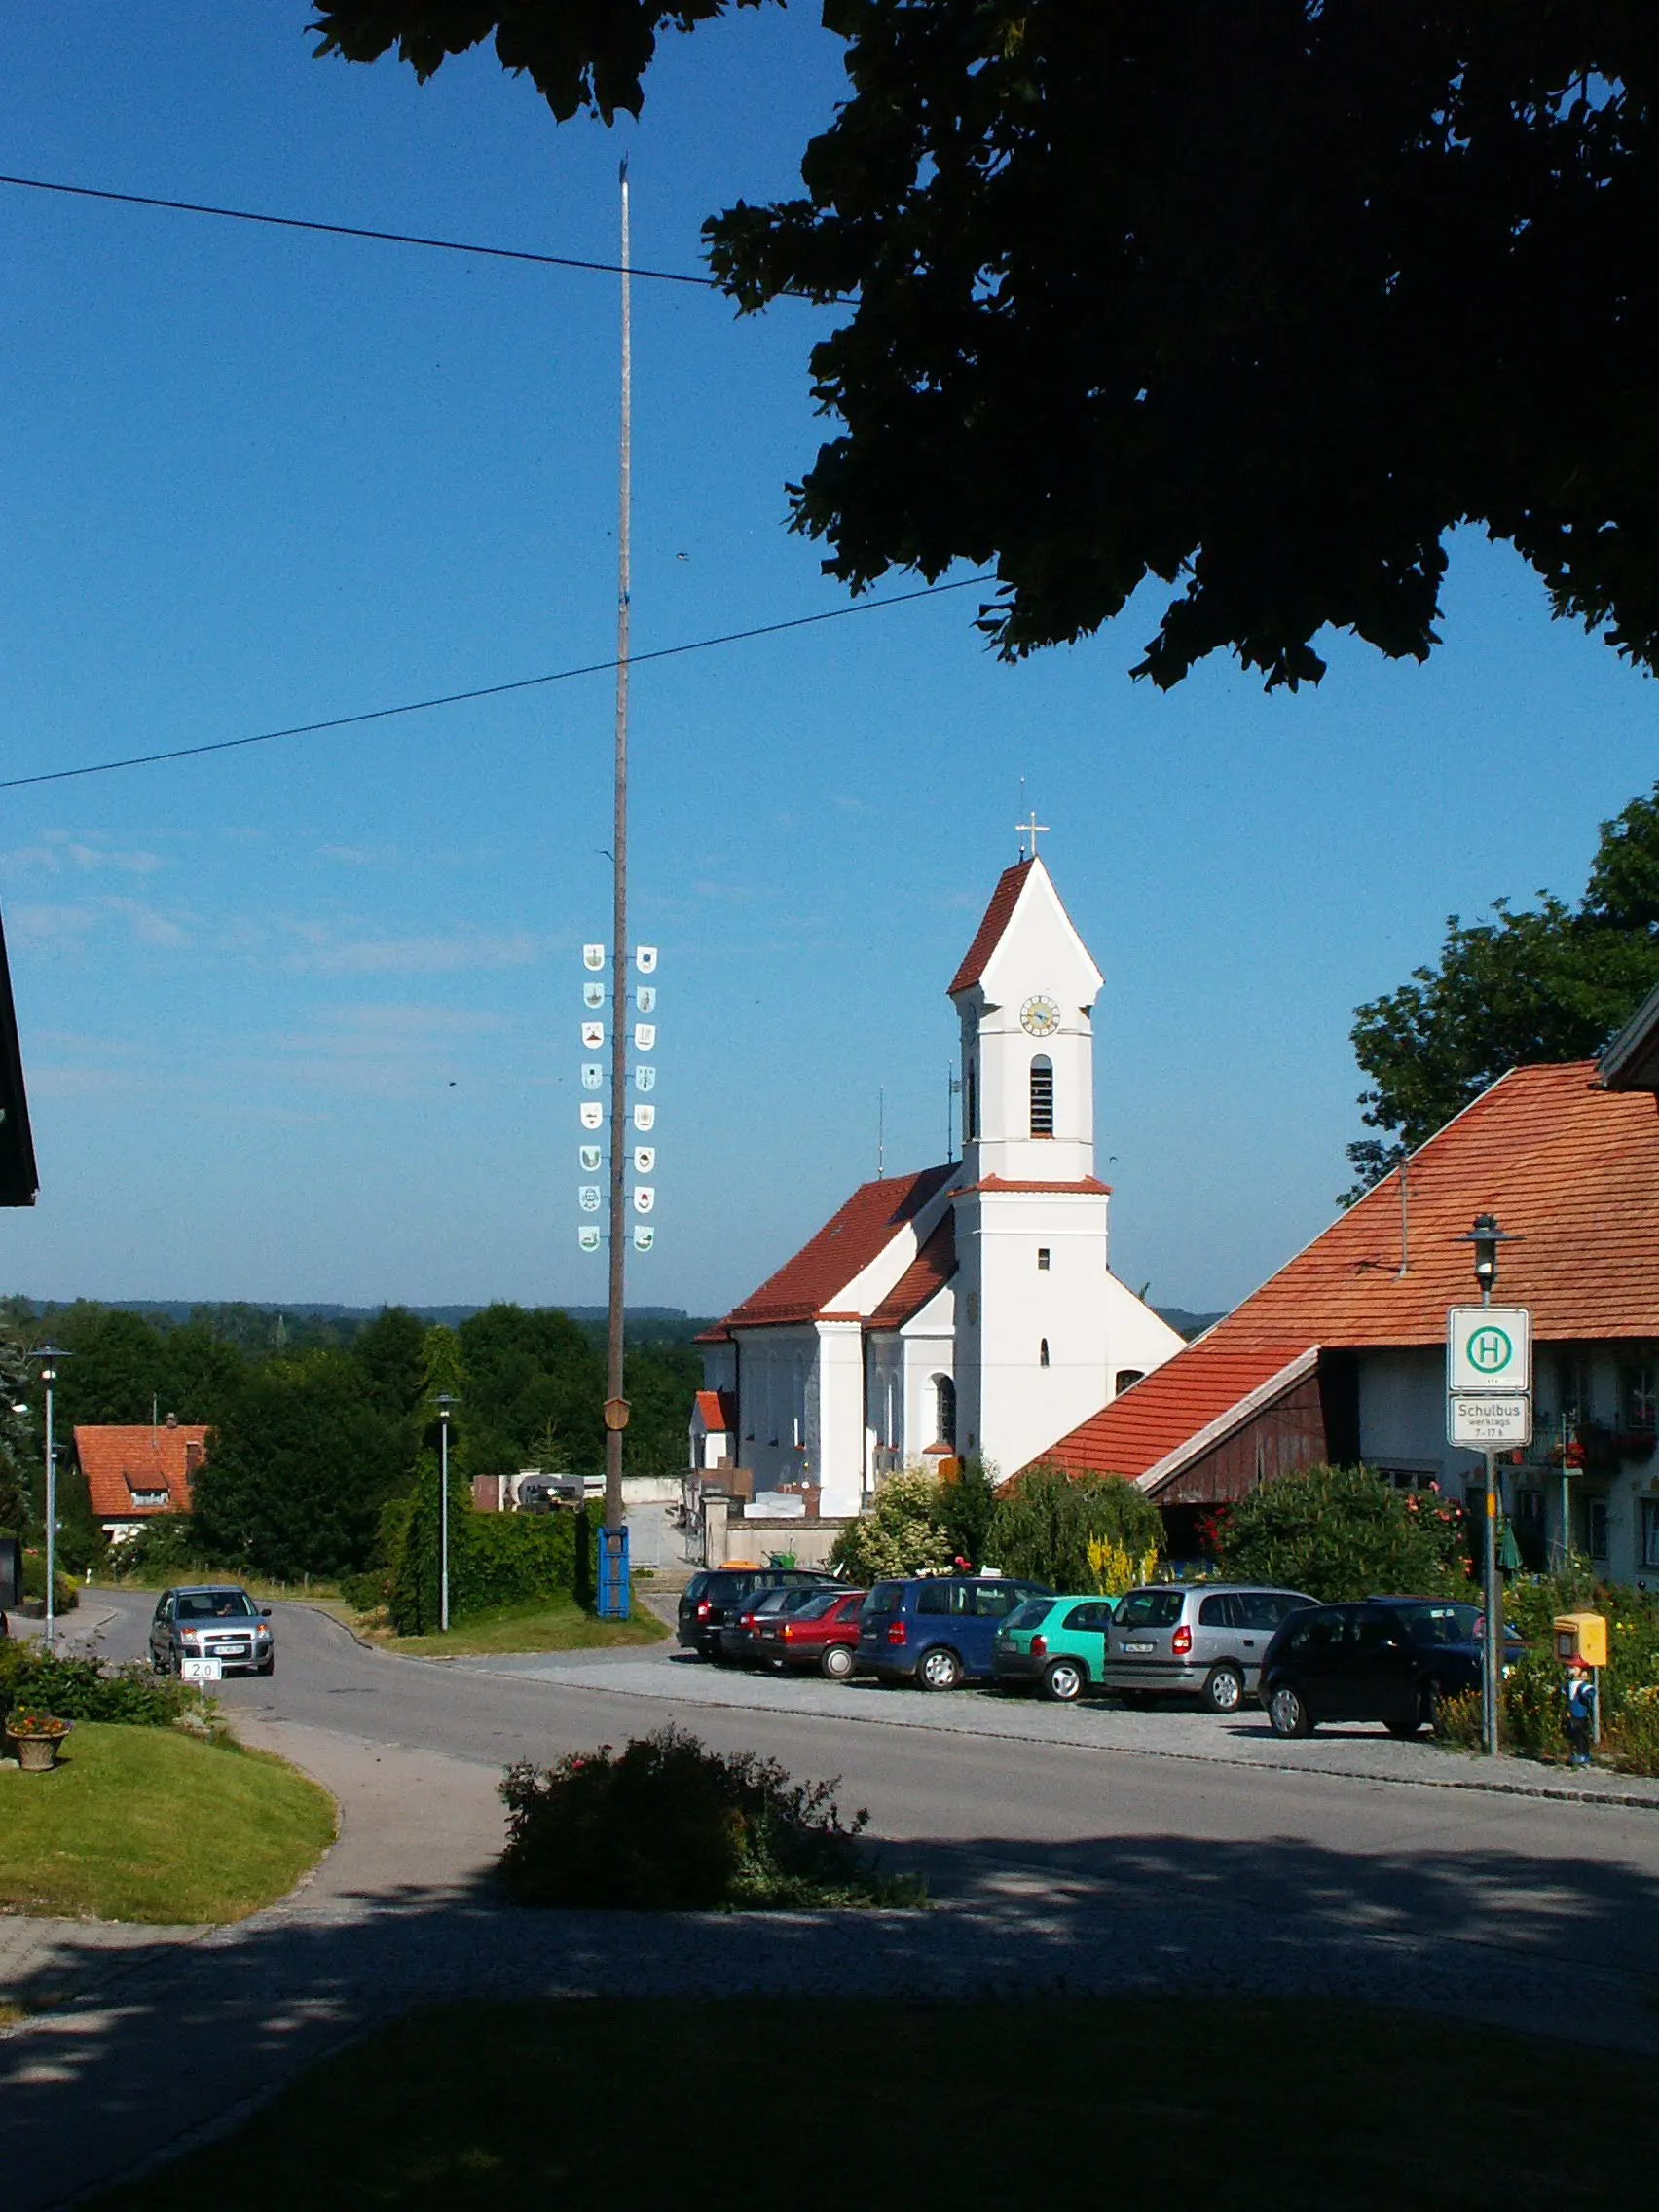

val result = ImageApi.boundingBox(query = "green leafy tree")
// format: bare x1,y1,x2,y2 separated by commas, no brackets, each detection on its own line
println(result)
621,1339,700,1475
0,1327,35,1533
457,1305,605,1477
1212,1464,1471,1604
322,8,1659,688
827,1469,951,1582
1347,783,1659,1193
192,1354,410,1578
352,1306,431,1419
988,1466,1163,1592
49,1305,173,1424
937,1456,997,1570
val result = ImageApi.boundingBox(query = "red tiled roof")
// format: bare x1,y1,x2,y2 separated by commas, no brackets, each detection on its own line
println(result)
1033,1059,1659,1479
948,860,1032,995
719,1162,958,1330
870,1213,957,1330
76,1424,208,1520
1044,1343,1316,1482
692,1389,736,1433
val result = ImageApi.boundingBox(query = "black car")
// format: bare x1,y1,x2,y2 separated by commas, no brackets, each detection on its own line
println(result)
677,1567,834,1660
1258,1597,1520,1739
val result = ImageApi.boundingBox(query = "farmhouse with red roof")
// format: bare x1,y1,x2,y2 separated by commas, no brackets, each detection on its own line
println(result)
76,1416,209,1546
698,849,1183,1512
1033,983,1659,1586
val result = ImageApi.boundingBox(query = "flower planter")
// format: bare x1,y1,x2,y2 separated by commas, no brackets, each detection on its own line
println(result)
5,1713,72,1772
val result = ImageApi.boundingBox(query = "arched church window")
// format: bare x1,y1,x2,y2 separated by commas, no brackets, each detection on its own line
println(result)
965,1060,977,1141
935,1374,957,1450
1040,1339,1051,1368
1029,1055,1054,1137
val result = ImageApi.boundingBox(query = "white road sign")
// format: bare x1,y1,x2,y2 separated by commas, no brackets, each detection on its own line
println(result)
1449,1393,1533,1448
1448,1306,1531,1393
180,1656,223,1682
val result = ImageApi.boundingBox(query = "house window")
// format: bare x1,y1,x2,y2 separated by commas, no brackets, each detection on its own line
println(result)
1039,1339,1051,1368
1037,1247,1051,1272
1586,1495,1609,1561
1029,1055,1054,1137
935,1375,957,1450
1641,1498,1659,1570
1557,1351,1594,1427
1622,1347,1659,1435
1115,1369,1145,1395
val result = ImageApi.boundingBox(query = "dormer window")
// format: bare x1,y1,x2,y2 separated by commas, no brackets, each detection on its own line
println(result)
1029,1055,1054,1137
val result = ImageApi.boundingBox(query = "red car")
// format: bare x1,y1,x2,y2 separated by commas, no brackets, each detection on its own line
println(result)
751,1587,866,1679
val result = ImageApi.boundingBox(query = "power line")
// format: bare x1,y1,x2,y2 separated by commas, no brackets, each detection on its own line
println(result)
0,169,839,300
0,573,994,793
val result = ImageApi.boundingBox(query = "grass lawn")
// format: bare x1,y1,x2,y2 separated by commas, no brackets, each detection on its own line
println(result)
0,1723,335,1923
370,1593,666,1658
86,1994,1650,2209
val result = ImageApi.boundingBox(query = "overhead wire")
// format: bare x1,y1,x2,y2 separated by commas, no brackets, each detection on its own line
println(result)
0,574,996,793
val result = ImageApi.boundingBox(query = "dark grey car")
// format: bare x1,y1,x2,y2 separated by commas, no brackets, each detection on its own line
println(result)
1104,1582,1316,1712
147,1585,274,1677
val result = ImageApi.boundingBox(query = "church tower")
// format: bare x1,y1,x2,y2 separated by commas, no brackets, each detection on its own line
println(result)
947,849,1163,1478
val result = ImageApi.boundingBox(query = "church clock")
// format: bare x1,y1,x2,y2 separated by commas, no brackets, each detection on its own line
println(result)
1019,994,1061,1038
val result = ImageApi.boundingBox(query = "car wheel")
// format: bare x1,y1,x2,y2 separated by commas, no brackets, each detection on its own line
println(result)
1420,1680,1443,1733
258,1657,275,1678
918,1646,963,1692
1201,1664,1245,1715
1267,1681,1313,1738
1384,1711,1420,1738
1041,1657,1086,1703
1117,1687,1151,1707
821,1644,855,1680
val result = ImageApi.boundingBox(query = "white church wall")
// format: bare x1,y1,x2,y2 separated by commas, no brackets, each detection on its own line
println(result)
734,1325,815,1489
814,1318,866,1515
700,1341,736,1394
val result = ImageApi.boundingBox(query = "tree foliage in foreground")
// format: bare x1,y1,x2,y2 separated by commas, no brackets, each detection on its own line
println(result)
988,1466,1163,1593
1346,782,1659,1192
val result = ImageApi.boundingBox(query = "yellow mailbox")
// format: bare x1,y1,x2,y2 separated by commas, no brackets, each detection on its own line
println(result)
1554,1612,1608,1667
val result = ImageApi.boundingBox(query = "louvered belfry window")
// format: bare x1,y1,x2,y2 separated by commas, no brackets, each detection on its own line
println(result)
1029,1055,1054,1137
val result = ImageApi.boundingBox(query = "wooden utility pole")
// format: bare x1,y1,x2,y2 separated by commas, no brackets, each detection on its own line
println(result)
604,155,632,1543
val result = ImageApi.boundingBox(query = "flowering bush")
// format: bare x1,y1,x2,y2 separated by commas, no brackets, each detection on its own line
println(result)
989,1466,1163,1592
1214,1465,1471,1603
4,1707,70,1740
498,1725,922,1910
828,1470,952,1582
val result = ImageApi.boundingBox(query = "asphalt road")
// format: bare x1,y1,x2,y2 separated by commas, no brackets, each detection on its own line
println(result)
73,1586,1659,1997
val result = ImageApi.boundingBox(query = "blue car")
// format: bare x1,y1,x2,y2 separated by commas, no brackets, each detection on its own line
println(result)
856,1574,1051,1690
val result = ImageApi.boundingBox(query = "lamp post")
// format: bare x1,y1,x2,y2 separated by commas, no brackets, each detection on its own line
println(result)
1459,1213,1512,1758
435,1393,457,1635
32,1346,68,1653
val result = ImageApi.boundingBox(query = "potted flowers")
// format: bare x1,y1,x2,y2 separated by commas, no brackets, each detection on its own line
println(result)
5,1708,72,1772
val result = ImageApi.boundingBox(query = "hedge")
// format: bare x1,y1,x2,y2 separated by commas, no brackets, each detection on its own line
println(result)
387,1456,594,1634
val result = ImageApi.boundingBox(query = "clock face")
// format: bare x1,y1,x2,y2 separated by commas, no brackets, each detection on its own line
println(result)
1020,994,1061,1038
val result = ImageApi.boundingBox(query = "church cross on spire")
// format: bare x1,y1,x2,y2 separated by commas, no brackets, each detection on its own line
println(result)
1015,810,1050,861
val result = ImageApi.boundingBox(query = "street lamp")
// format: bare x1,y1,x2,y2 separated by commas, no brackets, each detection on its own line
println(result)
32,1346,68,1653
1457,1215,1511,1756
434,1394,457,1635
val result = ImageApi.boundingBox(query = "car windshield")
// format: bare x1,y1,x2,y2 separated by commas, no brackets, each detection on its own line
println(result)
177,1590,255,1620
1004,1599,1053,1632
1394,1602,1482,1647
701,1575,743,1604
864,1583,906,1615
793,1591,843,1621
1117,1589,1185,1629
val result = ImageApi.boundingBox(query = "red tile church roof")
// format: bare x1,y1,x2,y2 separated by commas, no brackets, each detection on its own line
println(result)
869,1213,957,1330
1034,1059,1659,1478
947,860,1032,995
692,1389,736,1432
716,1162,958,1331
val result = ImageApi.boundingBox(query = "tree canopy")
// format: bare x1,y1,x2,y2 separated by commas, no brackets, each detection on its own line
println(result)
318,4,1659,688
1346,780,1659,1192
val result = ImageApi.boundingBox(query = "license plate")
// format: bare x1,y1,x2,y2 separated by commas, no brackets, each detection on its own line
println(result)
181,1656,223,1682
1123,1641,1155,1654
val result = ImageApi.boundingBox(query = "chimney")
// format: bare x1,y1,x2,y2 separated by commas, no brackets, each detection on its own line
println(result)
183,1440,203,1483
166,1412,178,1428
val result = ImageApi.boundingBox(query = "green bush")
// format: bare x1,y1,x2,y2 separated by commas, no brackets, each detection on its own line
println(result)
0,1640,203,1727
828,1470,952,1582
20,1551,78,1614
938,1457,998,1569
109,1514,207,1579
498,1725,920,1909
988,1465,1163,1591
1213,1465,1470,1603
387,1455,590,1633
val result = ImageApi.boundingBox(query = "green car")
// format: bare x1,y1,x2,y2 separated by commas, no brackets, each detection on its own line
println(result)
993,1594,1121,1702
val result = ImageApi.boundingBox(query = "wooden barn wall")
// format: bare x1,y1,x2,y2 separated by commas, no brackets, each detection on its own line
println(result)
1153,1373,1329,1506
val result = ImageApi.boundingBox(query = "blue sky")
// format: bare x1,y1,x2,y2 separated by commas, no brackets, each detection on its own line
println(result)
0,7,1652,1320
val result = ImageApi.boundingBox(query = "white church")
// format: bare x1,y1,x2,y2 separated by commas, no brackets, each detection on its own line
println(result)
694,849,1184,1517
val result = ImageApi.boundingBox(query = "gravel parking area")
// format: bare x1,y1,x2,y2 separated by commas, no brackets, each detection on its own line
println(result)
460,1642,1659,1809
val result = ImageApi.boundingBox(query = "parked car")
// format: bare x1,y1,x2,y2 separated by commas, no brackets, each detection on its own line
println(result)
753,1587,866,1678
718,1582,836,1664
1258,1597,1525,1739
993,1593,1120,1702
147,1585,274,1677
856,1574,1051,1690
1104,1582,1317,1712
676,1567,833,1660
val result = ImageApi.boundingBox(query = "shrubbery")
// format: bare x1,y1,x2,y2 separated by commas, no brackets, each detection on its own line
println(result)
828,1469,953,1582
0,1640,204,1727
386,1454,592,1633
20,1551,79,1614
989,1466,1162,1593
1212,1464,1471,1603
498,1725,920,1909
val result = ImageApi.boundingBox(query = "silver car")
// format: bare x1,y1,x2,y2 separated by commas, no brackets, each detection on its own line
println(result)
148,1584,275,1678
1104,1582,1315,1713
